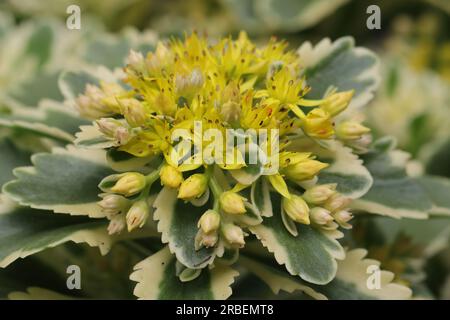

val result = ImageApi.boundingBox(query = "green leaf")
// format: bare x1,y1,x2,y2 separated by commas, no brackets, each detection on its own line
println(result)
3,145,114,218
251,177,272,217
0,100,89,142
255,0,349,32
317,141,373,199
58,70,100,102
153,187,218,269
299,37,380,112
0,195,110,268
416,175,450,216
24,22,53,68
352,137,430,219
75,124,117,149
239,253,326,299
249,192,344,285
130,247,239,299
0,138,31,188
310,249,412,299
8,287,75,300
82,35,130,69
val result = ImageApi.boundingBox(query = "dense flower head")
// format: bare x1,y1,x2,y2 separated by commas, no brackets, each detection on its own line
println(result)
76,32,363,255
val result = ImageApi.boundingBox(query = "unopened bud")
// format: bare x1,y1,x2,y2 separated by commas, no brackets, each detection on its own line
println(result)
310,207,334,225
336,121,371,140
303,184,337,205
108,172,146,197
324,194,351,212
302,108,334,139
283,159,329,182
222,224,245,248
98,193,131,217
220,191,247,215
126,200,149,231
333,210,353,229
320,90,354,116
107,214,126,235
120,98,148,127
198,210,221,234
282,195,310,224
160,165,183,188
177,174,208,200
195,230,219,249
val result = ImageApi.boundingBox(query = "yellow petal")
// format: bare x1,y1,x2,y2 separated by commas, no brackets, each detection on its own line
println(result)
267,174,291,199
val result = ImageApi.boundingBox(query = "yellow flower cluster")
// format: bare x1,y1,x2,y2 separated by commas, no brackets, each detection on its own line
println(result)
77,32,360,244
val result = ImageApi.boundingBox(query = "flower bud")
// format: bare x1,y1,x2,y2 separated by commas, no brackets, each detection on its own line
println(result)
127,49,146,73
109,172,146,197
126,200,150,231
310,207,334,225
320,90,354,116
220,191,247,215
98,194,131,217
175,68,204,98
160,165,183,188
303,184,337,205
107,214,126,235
283,159,329,182
198,210,221,234
96,118,131,145
324,194,351,212
222,224,245,248
282,195,310,225
336,121,371,140
302,108,334,139
120,98,149,127
177,174,208,200
195,230,219,249
333,210,353,223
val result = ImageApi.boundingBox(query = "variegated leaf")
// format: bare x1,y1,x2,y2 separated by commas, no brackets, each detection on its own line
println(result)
3,145,114,218
0,195,110,268
130,247,238,300
249,192,345,285
153,187,217,269
298,36,380,112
